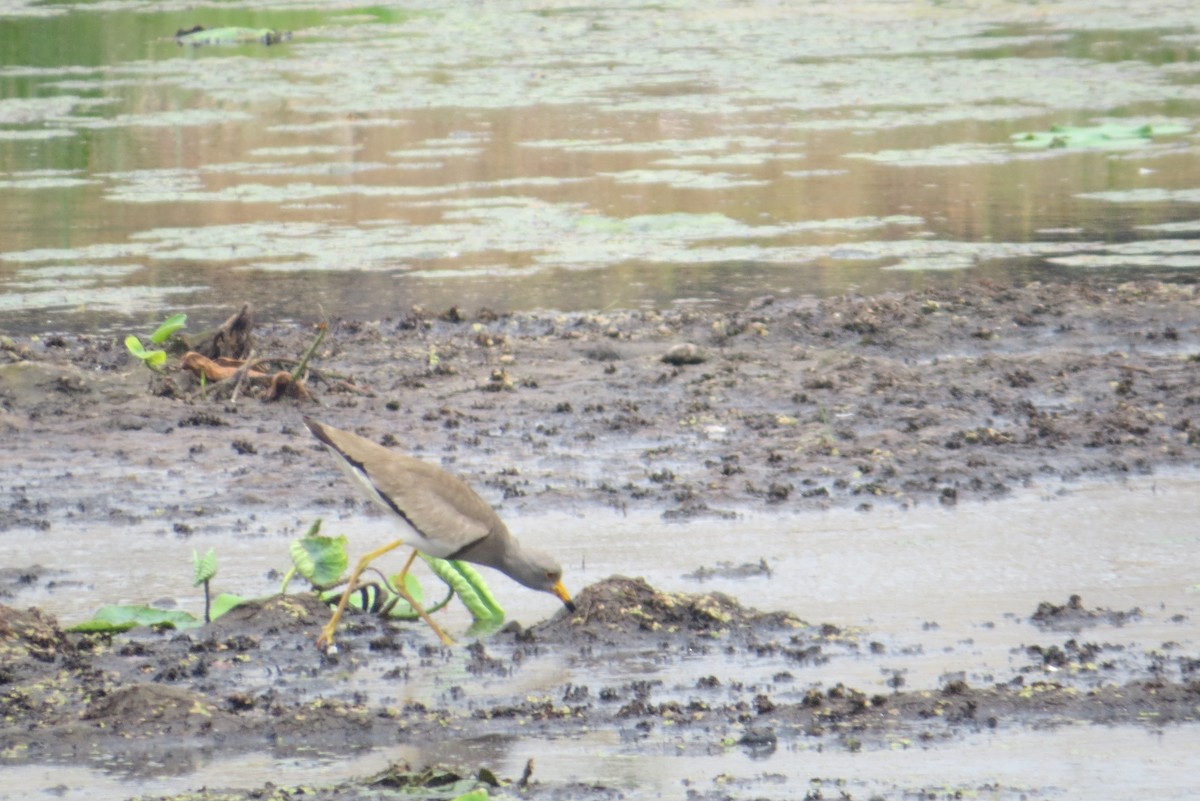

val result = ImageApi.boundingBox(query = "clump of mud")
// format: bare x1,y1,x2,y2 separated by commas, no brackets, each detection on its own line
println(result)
0,604,74,675
1030,594,1142,631
2,569,1199,801
527,575,803,645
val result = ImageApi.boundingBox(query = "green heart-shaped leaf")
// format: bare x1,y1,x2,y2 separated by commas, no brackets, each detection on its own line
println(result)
125,335,167,371
193,547,217,586
290,534,349,588
149,313,187,344
210,593,245,620
69,605,199,633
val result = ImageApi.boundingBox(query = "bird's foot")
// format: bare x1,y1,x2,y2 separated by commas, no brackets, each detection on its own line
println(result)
316,621,340,652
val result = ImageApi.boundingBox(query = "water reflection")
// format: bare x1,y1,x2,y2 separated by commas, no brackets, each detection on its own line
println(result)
1,1,1199,334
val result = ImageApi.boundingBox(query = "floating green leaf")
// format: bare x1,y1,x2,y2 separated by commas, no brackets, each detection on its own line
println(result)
149,313,187,344
1011,122,1188,151
176,27,291,46
193,546,217,586
290,534,349,588
68,605,199,633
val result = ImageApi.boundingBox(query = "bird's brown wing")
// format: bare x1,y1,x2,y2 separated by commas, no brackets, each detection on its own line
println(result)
305,417,497,557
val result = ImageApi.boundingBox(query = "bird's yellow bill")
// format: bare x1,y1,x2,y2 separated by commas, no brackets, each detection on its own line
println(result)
553,579,577,613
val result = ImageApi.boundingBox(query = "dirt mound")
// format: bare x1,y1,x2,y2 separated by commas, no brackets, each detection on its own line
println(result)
527,575,803,645
0,604,70,664
1030,594,1142,631
0,604,102,727
207,592,330,636
82,683,240,735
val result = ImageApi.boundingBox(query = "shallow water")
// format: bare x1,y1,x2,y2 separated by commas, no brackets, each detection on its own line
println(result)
5,724,1200,801
17,473,1199,676
4,474,1199,799
3,0,1200,334
4,3,1200,797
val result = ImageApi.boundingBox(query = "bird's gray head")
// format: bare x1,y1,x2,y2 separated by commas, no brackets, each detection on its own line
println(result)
507,545,576,613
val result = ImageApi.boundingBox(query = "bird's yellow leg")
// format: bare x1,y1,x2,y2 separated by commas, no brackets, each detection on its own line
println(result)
317,538,408,649
317,545,455,649
390,549,455,647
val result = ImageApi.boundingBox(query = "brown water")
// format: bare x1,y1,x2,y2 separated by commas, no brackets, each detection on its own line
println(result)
3,0,1200,335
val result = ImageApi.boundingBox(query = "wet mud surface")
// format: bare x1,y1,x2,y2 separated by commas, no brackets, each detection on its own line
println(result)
2,279,1200,799
0,583,1196,800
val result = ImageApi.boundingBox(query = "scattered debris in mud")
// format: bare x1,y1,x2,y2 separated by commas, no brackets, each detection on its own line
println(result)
2,578,1198,801
3,280,1199,533
683,558,773,582
2,281,1199,799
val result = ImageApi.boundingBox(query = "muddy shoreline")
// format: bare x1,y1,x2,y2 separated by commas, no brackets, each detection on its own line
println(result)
2,279,1199,799
5,279,1200,521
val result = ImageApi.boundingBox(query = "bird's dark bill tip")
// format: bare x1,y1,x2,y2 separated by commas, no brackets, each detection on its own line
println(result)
551,579,575,613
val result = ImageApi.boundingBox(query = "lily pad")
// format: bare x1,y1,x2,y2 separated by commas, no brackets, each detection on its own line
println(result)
175,26,292,47
1012,123,1188,150
69,605,199,633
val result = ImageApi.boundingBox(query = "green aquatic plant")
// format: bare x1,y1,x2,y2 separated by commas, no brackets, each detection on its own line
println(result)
193,546,217,623
282,520,347,590
1011,122,1188,151
68,605,199,633
68,594,244,633
125,313,187,372
175,26,291,46
284,519,505,630
360,764,499,799
69,540,242,633
68,516,504,636
422,556,505,636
